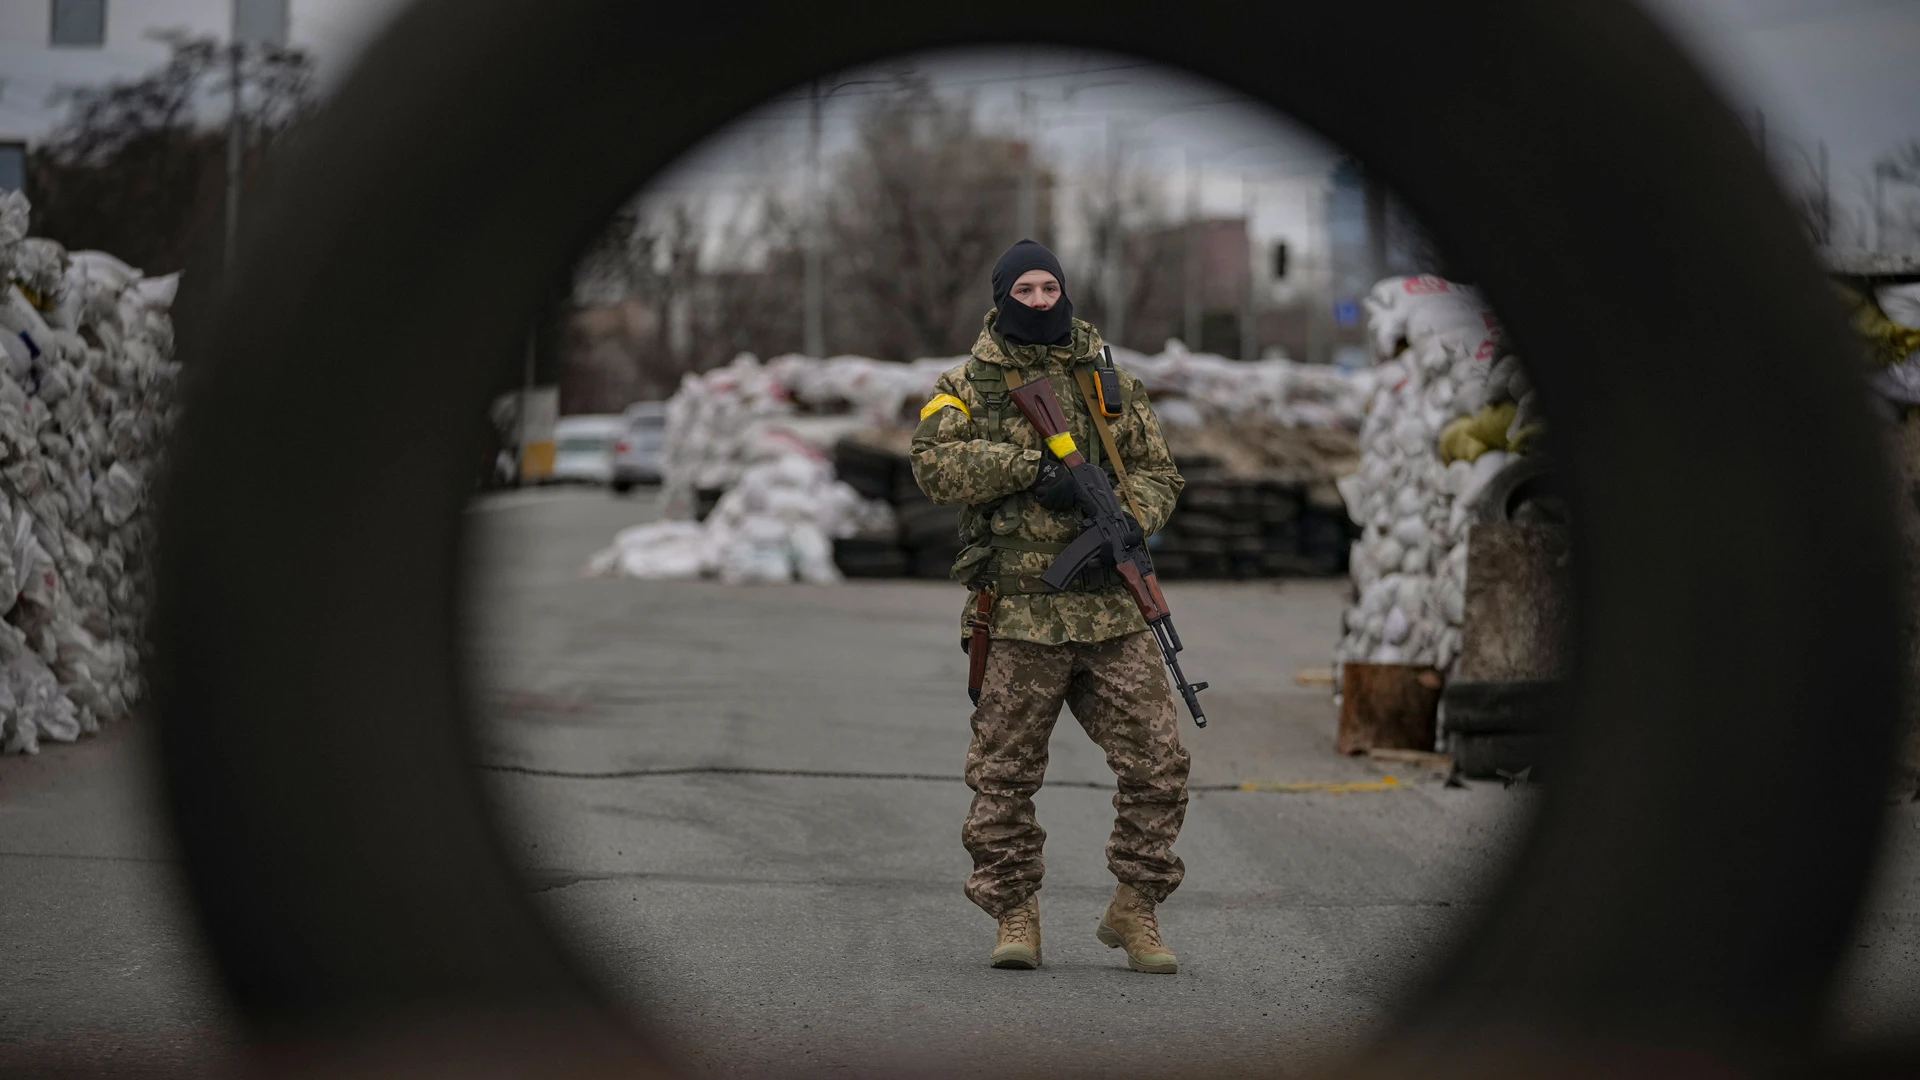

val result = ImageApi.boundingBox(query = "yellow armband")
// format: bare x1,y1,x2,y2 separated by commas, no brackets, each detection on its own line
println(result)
920,393,970,420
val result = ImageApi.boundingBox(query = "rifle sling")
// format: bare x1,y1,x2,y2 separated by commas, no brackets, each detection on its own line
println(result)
1073,365,1146,524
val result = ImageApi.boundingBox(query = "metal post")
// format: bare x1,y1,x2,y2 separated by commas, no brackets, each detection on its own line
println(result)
1184,153,1201,351
224,41,243,271
1240,174,1257,361
517,328,535,487
1305,184,1326,366
1364,168,1388,287
1103,119,1125,349
1819,141,1831,246
1875,168,1888,252
803,79,825,359
1017,89,1037,240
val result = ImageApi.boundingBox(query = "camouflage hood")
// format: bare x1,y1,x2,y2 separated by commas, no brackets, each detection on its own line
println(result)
972,310,1104,370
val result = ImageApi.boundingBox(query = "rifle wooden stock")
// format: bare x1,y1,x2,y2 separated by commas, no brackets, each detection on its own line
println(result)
1007,378,1087,466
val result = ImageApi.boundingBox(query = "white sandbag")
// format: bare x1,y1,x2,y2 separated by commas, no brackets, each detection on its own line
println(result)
1383,606,1411,645
587,520,707,580
1458,451,1512,512
127,273,180,313
97,463,142,526
10,239,65,301
718,515,795,585
0,191,28,251
1507,391,1544,442
1870,354,1920,405
1876,282,1920,331
67,251,140,292
790,523,840,585
1389,514,1427,548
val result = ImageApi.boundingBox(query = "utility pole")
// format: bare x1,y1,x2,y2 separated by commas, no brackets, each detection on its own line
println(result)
225,0,289,273
1239,174,1257,361
1305,184,1326,366
1875,166,1889,251
1364,168,1389,287
1819,140,1831,245
224,40,243,272
1184,153,1201,352
517,329,535,487
1017,89,1037,240
803,78,825,358
1103,119,1125,350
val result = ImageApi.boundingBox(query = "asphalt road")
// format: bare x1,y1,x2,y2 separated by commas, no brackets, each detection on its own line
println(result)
2,487,1917,1077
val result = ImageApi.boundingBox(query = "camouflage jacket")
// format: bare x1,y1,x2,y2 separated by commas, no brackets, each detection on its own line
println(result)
909,312,1185,646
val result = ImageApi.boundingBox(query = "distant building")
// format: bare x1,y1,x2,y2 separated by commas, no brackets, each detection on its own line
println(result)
0,0,293,145
1325,159,1436,352
1121,217,1251,356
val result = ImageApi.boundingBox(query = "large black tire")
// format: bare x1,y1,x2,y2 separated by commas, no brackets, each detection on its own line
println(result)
831,437,901,503
832,538,909,578
896,498,961,550
148,0,1905,1073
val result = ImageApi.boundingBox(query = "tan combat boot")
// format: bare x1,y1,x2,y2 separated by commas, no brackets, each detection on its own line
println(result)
991,894,1042,969
1096,883,1177,974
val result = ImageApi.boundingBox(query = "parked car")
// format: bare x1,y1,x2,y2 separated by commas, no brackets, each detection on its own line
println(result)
611,401,668,493
549,414,626,485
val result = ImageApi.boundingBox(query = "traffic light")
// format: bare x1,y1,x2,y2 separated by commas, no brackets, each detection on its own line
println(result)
1273,242,1289,280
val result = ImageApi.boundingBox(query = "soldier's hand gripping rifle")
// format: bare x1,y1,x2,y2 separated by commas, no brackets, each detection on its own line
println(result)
1007,376,1210,727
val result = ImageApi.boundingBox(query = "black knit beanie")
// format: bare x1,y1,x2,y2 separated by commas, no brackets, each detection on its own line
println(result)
990,238,1074,346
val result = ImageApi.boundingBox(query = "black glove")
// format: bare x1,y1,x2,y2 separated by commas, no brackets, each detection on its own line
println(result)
1031,457,1080,513
1118,511,1145,551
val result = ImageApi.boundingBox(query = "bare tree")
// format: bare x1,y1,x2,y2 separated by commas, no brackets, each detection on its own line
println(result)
26,31,316,272
1071,129,1168,349
823,74,1046,359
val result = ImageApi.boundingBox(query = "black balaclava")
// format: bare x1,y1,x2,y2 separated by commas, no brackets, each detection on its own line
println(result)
991,238,1074,347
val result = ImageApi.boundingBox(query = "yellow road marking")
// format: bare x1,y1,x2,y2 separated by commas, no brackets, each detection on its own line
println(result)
1238,775,1402,793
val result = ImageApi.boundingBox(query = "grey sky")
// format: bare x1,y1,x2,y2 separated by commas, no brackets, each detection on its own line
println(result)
0,0,1914,258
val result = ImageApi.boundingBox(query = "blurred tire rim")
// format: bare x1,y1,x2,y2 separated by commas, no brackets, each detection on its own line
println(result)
152,0,1905,1073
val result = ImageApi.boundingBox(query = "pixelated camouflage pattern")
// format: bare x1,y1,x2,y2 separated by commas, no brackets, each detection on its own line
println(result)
961,631,1190,917
909,312,1185,645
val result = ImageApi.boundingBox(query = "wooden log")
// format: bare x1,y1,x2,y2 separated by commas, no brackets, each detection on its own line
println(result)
1337,662,1443,755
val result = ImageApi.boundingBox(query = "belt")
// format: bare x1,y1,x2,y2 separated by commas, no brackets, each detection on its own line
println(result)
979,534,1120,594
986,535,1069,554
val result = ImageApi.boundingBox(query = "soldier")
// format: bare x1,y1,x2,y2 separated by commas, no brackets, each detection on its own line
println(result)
910,238,1190,974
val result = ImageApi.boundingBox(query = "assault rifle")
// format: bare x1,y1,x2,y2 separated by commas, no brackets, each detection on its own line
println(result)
1007,376,1209,727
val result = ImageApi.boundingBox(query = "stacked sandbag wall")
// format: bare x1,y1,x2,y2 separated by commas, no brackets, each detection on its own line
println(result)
1333,275,1543,677
641,346,1372,584
0,192,179,754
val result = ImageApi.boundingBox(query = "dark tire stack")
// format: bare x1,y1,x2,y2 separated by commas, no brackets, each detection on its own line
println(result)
1150,474,1358,580
830,436,960,579
828,433,1358,581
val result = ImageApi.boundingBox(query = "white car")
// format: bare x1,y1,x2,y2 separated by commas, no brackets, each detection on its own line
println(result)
548,414,626,485
611,402,668,493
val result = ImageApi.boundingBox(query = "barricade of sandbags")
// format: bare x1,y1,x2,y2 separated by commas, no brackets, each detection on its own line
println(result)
0,191,179,754
649,342,1374,584
588,450,895,586
659,346,1375,523
1334,275,1542,680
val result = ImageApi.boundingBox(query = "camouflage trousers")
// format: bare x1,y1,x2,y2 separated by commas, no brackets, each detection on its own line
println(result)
962,631,1191,917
